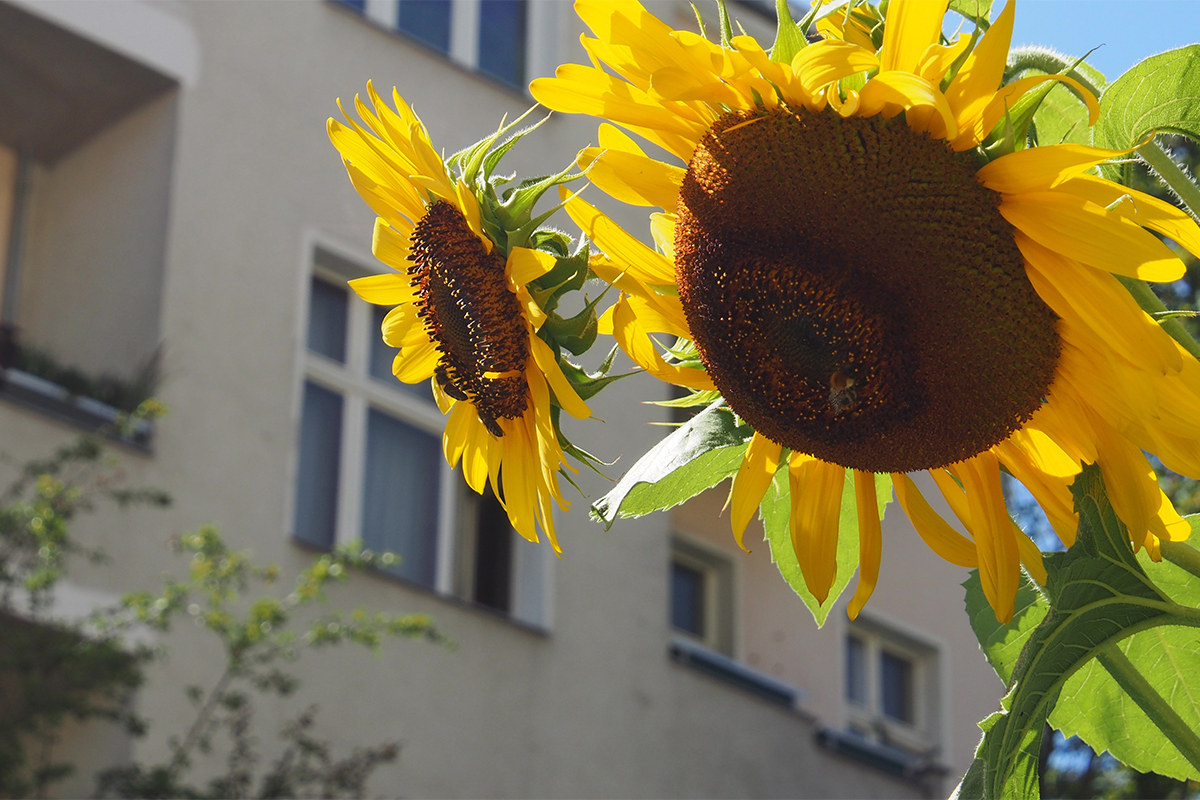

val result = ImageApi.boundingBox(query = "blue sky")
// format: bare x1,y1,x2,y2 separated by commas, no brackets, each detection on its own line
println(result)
1007,1,1199,81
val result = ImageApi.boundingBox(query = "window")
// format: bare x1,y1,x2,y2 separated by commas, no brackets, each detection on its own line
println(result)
668,537,733,655
293,245,550,626
333,0,538,91
844,618,940,752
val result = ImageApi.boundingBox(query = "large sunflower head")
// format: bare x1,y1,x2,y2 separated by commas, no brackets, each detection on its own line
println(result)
328,83,605,549
532,1,1200,620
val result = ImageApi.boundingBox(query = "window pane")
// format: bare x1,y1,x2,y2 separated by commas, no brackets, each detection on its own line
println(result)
307,278,348,362
846,635,867,705
294,381,343,549
398,0,451,53
881,650,915,724
670,561,705,637
478,0,526,87
333,0,365,11
361,408,441,587
473,487,513,612
370,305,434,403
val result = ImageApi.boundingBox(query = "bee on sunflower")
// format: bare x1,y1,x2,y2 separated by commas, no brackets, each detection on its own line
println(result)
530,0,1200,621
328,83,610,551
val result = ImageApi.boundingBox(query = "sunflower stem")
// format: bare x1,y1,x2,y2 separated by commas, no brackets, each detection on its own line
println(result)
1137,140,1200,225
1161,539,1200,582
1115,275,1200,362
1095,643,1200,776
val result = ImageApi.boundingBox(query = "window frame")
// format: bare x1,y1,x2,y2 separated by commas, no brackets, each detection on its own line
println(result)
669,535,735,656
287,234,555,629
842,614,943,754
336,0,564,93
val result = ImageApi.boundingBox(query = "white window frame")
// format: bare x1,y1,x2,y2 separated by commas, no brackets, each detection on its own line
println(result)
843,614,943,754
358,0,566,88
669,535,735,656
287,233,554,628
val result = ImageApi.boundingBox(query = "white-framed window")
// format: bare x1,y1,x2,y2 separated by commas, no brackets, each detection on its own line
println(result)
290,243,552,628
844,616,941,753
331,0,564,92
669,536,734,655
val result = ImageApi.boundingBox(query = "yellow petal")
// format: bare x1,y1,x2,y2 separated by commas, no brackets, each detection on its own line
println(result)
350,272,416,307
916,34,972,85
858,71,957,139
612,296,716,390
944,0,1014,122
789,456,845,605
649,212,676,259
370,217,415,271
893,473,979,568
577,146,685,210
530,335,592,420
952,73,1098,150
1019,233,1181,374
461,411,492,494
1055,175,1200,263
976,143,1135,196
508,247,558,287
848,470,882,620
879,0,949,75
381,304,428,349
515,285,548,330
1000,190,1186,282
393,337,439,383
431,375,454,414
443,400,474,469
564,191,677,285
792,39,880,95
729,432,783,550
1013,524,1047,586
957,453,1020,624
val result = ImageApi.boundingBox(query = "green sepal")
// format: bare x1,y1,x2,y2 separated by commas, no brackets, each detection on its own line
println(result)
550,405,613,481
529,241,591,316
715,0,735,48
541,288,609,357
555,344,635,403
981,50,1097,159
947,0,992,29
649,388,723,410
770,0,807,64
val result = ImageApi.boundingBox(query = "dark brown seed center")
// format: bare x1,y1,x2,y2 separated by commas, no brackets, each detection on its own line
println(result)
410,202,529,436
674,107,1061,473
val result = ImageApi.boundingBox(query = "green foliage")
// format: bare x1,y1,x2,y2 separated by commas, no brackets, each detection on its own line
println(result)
958,466,1200,799
590,401,752,527
1094,45,1200,185
0,421,442,798
7,343,161,415
93,527,443,799
758,468,891,627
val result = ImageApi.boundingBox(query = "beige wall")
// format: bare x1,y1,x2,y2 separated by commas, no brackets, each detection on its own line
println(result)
0,1,1002,797
16,91,175,379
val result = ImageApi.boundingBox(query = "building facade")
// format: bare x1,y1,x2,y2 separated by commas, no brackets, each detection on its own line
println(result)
0,1,1004,796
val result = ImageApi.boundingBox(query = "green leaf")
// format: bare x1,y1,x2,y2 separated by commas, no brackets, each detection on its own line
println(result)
1094,45,1200,182
770,0,807,64
758,468,892,627
1046,536,1200,783
963,572,1048,684
590,402,751,528
971,465,1200,798
1032,82,1092,146
947,0,992,26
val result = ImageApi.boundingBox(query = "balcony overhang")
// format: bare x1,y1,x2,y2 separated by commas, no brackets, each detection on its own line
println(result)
0,1,178,162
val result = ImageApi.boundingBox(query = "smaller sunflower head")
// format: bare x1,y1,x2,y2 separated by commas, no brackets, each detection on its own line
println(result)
328,83,616,548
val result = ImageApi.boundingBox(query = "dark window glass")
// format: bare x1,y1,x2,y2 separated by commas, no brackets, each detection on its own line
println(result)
670,561,705,637
361,408,441,587
333,0,366,10
473,487,513,612
881,650,914,724
307,278,348,363
478,0,526,87
369,305,433,403
846,635,867,705
398,0,452,53
294,382,343,549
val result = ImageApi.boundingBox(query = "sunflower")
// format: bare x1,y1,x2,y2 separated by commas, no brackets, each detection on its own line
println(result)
531,0,1200,621
327,83,594,550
